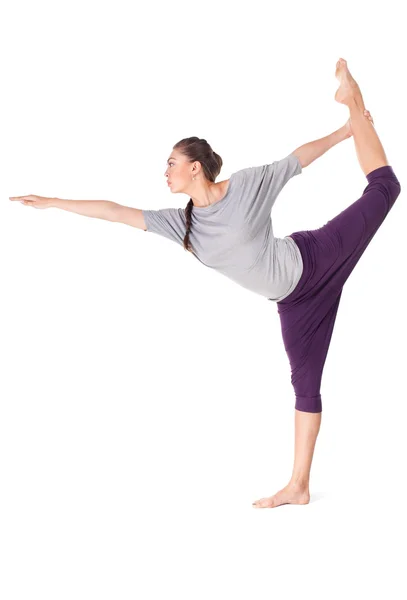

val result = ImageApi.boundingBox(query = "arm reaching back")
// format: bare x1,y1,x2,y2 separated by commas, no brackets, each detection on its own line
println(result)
291,110,374,168
292,124,350,168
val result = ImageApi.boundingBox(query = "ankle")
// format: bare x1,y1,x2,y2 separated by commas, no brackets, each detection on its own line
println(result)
289,477,309,490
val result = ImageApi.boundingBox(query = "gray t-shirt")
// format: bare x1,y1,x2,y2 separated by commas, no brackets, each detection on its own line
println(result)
142,153,304,302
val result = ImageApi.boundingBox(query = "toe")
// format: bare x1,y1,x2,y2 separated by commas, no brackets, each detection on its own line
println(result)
260,496,276,508
252,497,269,508
253,497,265,507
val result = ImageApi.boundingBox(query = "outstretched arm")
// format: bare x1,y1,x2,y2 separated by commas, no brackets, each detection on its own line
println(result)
9,195,148,230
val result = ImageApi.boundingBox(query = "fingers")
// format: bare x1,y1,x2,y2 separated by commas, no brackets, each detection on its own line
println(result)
9,195,35,206
363,109,374,124
9,195,36,202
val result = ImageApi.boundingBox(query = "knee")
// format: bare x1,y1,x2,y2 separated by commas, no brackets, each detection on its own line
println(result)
390,171,401,200
364,170,401,207
378,177,400,206
382,167,401,198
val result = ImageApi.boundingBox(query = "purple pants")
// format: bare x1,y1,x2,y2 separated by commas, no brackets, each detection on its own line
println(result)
277,165,401,413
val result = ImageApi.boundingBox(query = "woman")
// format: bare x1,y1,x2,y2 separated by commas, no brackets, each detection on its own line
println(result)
10,58,401,509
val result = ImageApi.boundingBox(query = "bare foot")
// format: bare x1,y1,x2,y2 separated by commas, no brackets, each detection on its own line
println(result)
252,482,310,509
335,58,364,108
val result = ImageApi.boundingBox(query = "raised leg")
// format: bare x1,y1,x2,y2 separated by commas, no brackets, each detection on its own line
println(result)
335,57,388,175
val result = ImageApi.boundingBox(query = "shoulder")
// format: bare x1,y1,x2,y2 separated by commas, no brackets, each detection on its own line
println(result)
233,153,302,180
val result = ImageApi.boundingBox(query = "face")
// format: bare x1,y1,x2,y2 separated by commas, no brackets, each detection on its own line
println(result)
164,149,200,193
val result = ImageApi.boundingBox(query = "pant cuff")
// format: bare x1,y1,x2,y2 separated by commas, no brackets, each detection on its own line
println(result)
295,394,322,413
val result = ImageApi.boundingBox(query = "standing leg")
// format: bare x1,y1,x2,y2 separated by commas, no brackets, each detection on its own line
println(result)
290,410,322,487
252,408,320,509
253,290,342,508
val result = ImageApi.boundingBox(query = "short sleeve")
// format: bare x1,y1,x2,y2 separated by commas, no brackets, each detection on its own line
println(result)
141,207,186,247
232,153,302,220
272,153,302,186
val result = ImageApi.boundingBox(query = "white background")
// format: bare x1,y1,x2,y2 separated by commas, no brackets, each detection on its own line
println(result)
1,0,406,598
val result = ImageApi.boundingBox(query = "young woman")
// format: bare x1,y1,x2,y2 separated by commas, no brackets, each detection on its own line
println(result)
10,59,401,509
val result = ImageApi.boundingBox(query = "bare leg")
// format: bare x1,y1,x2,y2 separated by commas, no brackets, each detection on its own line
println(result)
335,58,388,175
252,411,319,508
290,410,321,486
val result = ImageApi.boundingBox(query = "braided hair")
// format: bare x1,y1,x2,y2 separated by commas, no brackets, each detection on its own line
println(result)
172,137,223,253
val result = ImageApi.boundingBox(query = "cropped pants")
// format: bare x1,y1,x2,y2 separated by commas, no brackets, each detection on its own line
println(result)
276,165,401,413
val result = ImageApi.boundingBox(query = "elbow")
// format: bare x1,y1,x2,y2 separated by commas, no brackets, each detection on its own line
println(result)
110,202,124,223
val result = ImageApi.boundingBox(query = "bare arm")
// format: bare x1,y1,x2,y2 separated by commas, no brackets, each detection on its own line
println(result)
50,198,120,221
9,194,148,231
111,204,147,230
292,124,350,168
50,199,147,230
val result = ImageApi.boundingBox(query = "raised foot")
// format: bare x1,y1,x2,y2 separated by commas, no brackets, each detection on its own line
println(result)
334,57,363,106
252,482,310,509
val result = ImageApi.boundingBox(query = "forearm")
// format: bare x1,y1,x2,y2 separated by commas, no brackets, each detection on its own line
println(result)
50,198,119,221
293,125,349,168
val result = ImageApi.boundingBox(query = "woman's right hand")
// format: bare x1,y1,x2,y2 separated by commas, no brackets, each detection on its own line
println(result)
9,195,55,209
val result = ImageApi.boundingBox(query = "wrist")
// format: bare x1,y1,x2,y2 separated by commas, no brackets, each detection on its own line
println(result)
338,124,351,141
330,127,348,146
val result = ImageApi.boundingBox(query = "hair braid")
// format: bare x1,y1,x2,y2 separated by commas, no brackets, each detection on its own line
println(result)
184,198,194,252
171,137,223,253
